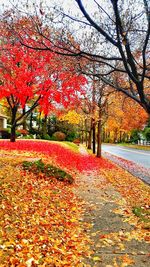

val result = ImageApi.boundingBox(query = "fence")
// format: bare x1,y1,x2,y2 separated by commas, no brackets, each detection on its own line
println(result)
138,140,150,146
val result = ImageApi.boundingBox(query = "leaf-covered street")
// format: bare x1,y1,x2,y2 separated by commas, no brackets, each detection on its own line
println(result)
0,141,150,266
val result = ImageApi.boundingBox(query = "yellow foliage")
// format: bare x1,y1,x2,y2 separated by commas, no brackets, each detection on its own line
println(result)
60,110,82,125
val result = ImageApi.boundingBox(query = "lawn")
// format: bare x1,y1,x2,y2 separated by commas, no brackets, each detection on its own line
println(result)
0,147,90,266
117,143,150,151
0,140,112,266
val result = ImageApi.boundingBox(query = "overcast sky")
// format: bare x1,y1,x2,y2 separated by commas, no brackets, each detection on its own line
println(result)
0,0,99,16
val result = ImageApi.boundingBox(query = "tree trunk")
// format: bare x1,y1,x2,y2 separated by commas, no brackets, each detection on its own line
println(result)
81,130,84,143
119,131,122,143
37,112,42,133
10,107,17,142
85,118,88,146
42,114,47,138
87,119,92,149
22,106,27,130
29,111,33,132
10,124,16,142
85,130,88,146
97,107,102,157
92,118,96,154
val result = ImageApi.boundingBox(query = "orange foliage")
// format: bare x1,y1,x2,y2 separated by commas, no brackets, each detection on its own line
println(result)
105,92,148,135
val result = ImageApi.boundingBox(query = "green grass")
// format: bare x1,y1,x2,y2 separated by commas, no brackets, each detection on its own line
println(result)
22,159,74,184
117,143,150,151
63,141,80,152
133,206,150,227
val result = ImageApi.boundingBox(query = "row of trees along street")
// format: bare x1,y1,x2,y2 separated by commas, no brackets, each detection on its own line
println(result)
0,0,149,157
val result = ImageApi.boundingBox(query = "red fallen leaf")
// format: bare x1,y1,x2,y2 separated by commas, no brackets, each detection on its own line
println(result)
124,209,130,214
99,234,106,239
144,236,150,242
10,258,20,265
16,234,22,239
28,185,33,192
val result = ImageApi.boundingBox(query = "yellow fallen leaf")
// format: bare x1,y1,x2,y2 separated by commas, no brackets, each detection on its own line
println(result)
26,258,37,267
121,254,135,267
118,243,125,251
93,256,101,261
70,218,77,222
91,232,97,236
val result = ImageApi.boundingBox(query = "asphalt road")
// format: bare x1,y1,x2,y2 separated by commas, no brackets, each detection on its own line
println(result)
102,144,150,169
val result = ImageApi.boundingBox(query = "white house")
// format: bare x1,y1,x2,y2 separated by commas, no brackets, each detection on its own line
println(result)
0,113,7,129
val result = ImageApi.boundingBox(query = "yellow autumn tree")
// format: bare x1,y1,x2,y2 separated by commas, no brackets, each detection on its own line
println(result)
59,110,83,125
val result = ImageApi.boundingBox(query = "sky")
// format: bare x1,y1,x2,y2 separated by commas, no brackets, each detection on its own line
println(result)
0,0,98,16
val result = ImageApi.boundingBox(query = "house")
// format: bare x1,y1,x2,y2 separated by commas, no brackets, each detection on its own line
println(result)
0,113,7,129
0,112,10,139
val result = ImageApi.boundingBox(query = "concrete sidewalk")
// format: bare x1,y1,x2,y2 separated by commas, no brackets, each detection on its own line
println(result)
74,145,150,266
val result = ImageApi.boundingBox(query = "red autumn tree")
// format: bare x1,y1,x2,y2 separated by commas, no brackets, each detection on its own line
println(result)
0,25,87,142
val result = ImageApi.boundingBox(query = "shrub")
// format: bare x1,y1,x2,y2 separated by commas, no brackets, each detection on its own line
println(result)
52,131,66,141
22,159,73,184
130,129,140,143
17,129,29,136
36,134,41,139
22,134,34,139
0,129,11,139
43,134,51,140
73,138,80,145
66,132,77,142
104,137,111,143
143,127,150,141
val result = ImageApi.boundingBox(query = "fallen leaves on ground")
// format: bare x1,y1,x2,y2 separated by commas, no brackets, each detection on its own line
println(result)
103,166,149,203
1,140,150,267
0,156,92,266
0,140,114,174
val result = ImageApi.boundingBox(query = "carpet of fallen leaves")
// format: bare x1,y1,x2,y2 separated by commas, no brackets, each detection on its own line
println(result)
0,155,92,266
0,140,150,267
0,140,114,174
102,167,150,208
101,165,150,236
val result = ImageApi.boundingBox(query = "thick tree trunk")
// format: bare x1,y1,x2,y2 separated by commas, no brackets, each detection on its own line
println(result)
22,120,27,130
22,106,27,130
10,124,16,142
10,108,17,142
92,119,96,154
42,114,47,137
97,108,102,157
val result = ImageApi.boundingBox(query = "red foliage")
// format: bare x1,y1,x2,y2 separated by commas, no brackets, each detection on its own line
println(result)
0,21,87,118
0,140,114,172
17,129,29,135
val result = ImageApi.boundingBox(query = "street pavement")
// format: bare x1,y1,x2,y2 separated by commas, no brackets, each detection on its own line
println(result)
102,144,150,169
102,144,150,185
